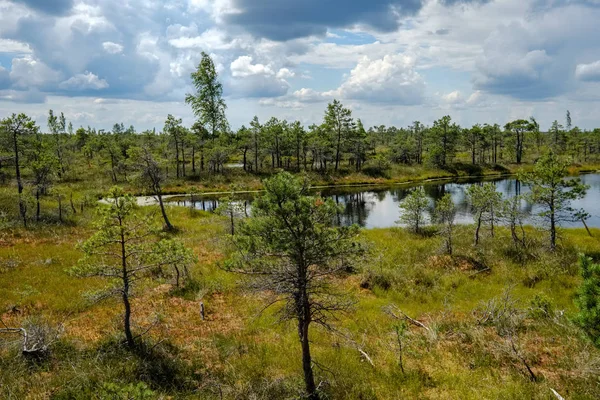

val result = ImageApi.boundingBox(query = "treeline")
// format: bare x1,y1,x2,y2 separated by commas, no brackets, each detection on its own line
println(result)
4,107,600,180
3,107,600,185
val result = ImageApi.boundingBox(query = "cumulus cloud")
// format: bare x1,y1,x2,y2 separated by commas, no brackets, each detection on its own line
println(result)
230,56,274,77
470,4,600,99
293,88,327,103
442,90,463,104
59,71,109,90
167,27,237,51
0,38,31,53
276,68,295,79
9,56,62,88
102,41,123,54
327,54,425,104
438,89,488,110
575,60,600,82
1,0,600,129
227,56,290,97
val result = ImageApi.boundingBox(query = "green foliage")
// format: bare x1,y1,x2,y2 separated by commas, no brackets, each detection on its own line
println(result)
575,254,600,347
435,193,456,255
428,115,459,167
528,293,554,320
504,119,535,164
467,183,502,244
71,187,194,346
98,382,156,399
228,171,363,397
398,187,430,233
522,151,589,250
185,51,228,139
324,99,355,171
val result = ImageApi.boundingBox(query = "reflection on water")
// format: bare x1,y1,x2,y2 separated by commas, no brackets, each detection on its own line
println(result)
169,173,600,229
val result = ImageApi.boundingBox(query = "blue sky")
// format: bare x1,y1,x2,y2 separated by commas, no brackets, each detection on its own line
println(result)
1,0,600,131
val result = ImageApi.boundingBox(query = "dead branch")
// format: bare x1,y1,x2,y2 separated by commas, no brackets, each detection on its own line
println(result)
509,335,536,382
384,305,432,333
550,388,565,400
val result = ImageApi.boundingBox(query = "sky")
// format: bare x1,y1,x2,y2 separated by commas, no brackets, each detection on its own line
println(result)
0,0,600,132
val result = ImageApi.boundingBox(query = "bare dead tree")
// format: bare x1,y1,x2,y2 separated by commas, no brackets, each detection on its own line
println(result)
0,316,63,358
129,145,174,231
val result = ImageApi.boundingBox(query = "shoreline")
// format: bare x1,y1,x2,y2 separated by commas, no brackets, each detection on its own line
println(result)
128,172,514,205
124,167,599,206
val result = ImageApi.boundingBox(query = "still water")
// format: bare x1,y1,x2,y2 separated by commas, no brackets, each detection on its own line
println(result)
169,173,600,229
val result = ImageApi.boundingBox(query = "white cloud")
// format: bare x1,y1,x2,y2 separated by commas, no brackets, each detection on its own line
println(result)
60,3,114,35
575,60,600,82
293,88,326,103
466,90,484,105
59,72,109,90
442,90,463,104
230,56,274,77
327,54,425,104
168,27,237,50
0,38,32,53
9,56,62,88
102,41,123,54
187,0,240,23
276,68,295,79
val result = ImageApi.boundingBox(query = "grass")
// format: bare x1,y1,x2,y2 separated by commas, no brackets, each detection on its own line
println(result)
2,198,600,398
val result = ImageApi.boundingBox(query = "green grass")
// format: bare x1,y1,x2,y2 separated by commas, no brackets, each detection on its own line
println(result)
2,200,600,398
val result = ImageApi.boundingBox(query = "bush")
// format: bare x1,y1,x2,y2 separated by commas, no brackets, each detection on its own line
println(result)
528,294,554,320
575,254,600,347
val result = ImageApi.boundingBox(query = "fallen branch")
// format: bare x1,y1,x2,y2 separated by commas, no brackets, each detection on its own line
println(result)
384,305,432,333
509,335,536,382
358,348,375,367
550,388,565,400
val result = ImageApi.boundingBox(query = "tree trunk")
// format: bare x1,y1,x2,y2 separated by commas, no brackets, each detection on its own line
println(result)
13,132,26,227
474,214,481,245
299,318,317,399
297,141,301,172
157,193,174,231
70,193,77,214
175,141,180,178
119,231,134,348
58,197,63,223
550,201,556,251
200,146,205,172
254,136,259,173
181,142,186,177
335,127,341,171
36,189,41,222
192,146,196,173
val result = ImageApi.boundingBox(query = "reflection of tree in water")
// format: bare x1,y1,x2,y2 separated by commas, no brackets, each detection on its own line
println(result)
331,191,376,227
161,174,600,228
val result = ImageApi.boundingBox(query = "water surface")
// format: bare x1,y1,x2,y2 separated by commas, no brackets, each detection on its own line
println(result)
169,174,600,229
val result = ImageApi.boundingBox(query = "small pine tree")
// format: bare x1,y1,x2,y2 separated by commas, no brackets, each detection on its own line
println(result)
575,254,600,347
521,151,589,250
398,187,429,234
72,187,194,348
466,183,502,245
